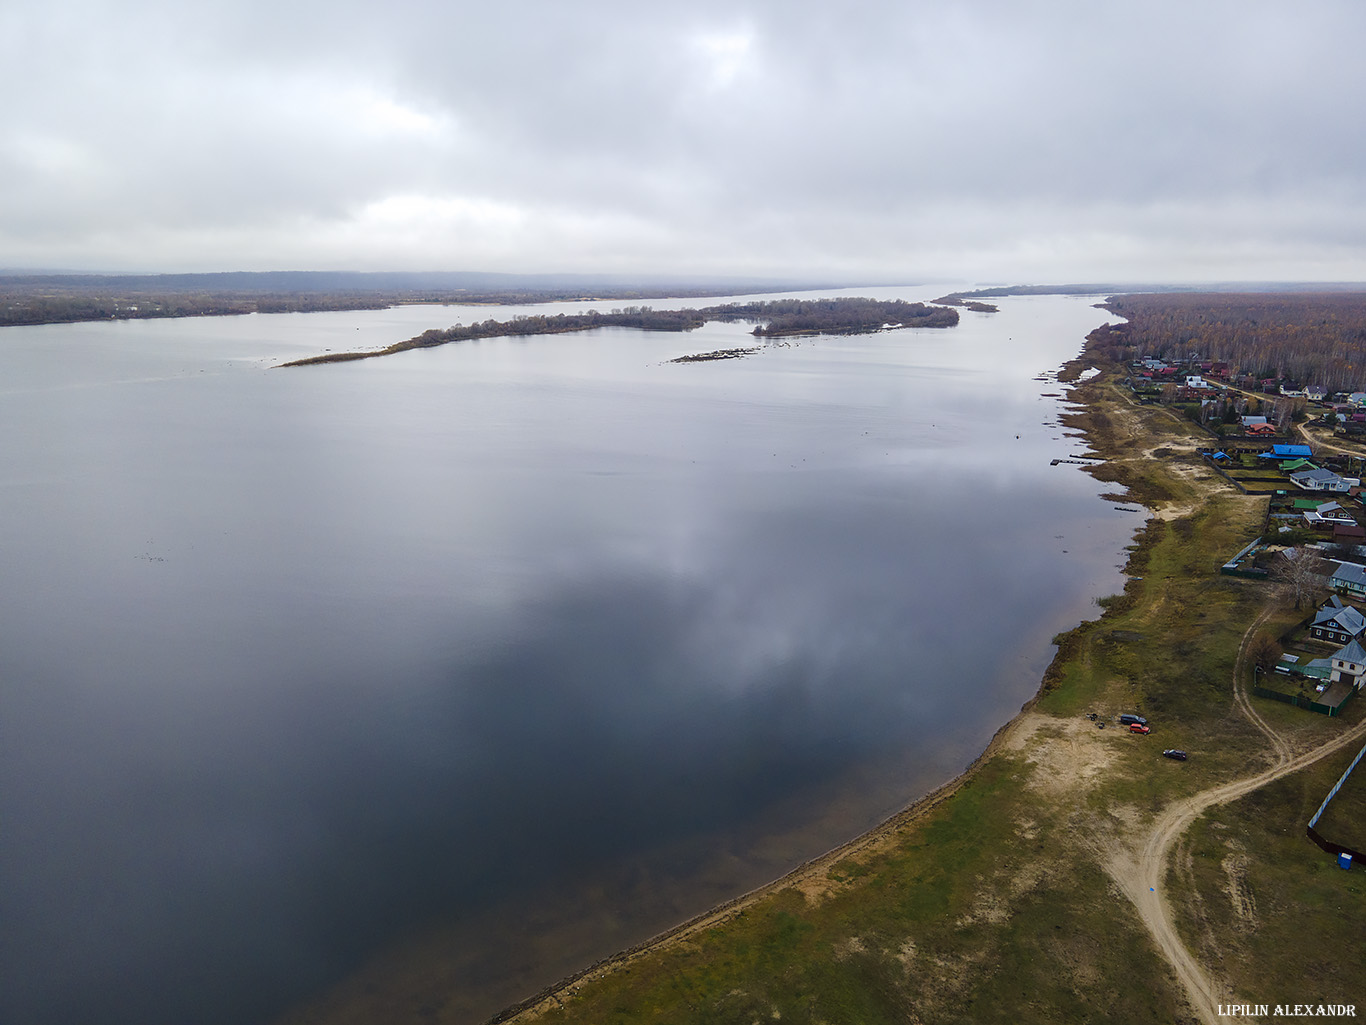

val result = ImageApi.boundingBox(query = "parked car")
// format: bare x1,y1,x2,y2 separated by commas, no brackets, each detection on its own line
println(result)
1119,714,1148,726
1129,723,1151,734
1162,749,1188,761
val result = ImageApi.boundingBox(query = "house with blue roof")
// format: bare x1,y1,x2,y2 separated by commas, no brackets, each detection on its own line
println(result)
1261,444,1314,459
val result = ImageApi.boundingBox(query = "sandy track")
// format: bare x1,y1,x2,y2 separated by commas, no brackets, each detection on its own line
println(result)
1105,609,1366,1024
1295,422,1364,459
1232,606,1294,766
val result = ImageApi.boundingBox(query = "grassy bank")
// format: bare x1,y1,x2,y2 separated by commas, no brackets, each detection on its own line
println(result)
488,358,1364,1024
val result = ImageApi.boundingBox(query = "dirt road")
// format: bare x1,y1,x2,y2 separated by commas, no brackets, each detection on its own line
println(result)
1294,422,1364,459
1105,611,1366,1024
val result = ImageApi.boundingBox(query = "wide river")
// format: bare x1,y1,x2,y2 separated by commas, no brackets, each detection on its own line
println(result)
0,287,1139,1024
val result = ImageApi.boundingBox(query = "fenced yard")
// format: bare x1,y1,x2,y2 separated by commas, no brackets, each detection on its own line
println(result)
1308,739,1366,862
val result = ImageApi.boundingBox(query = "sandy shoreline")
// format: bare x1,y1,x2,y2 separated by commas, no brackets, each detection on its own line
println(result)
493,705,1047,1023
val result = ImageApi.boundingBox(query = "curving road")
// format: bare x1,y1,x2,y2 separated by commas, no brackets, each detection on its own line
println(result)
1105,606,1366,1024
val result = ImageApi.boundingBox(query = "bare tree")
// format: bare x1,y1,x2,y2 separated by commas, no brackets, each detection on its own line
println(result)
1275,547,1329,610
1272,397,1296,429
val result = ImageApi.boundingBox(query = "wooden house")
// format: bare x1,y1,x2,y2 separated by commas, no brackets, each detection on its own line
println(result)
1312,596,1366,644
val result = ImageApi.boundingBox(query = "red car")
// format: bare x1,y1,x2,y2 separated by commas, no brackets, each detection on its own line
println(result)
1129,723,1151,735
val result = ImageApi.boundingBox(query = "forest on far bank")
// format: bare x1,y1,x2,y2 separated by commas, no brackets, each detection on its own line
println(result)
1092,292,1366,392
0,272,827,327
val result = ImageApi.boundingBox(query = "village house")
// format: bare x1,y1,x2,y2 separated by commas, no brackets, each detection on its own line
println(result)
1303,501,1358,530
1329,638,1366,690
1311,596,1366,644
1239,415,1279,436
1291,467,1351,492
1331,562,1366,597
1259,444,1313,461
1335,523,1366,545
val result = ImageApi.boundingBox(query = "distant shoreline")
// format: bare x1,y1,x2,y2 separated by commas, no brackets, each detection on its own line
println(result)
0,276,847,329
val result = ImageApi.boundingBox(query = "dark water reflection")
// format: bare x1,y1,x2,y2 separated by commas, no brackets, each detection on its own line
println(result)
0,291,1136,1024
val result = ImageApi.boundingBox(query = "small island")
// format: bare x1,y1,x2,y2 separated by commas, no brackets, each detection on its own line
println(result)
932,294,1000,313
277,298,960,367
670,347,760,363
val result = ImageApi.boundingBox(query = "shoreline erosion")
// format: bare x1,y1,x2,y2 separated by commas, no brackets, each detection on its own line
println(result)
485,333,1155,1024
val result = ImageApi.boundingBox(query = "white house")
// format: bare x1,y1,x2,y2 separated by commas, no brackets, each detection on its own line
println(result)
1330,638,1366,690
1291,468,1351,492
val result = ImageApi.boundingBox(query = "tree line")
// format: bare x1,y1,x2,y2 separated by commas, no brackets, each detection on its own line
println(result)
1094,292,1366,391
0,276,830,328
703,298,958,336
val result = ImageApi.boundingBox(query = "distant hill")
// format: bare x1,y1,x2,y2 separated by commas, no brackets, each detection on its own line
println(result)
0,271,863,327
0,269,841,296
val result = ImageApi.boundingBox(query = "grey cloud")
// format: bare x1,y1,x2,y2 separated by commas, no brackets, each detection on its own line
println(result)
3,0,1365,277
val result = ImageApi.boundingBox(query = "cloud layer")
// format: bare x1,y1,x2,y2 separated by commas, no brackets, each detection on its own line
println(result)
5,0,1365,279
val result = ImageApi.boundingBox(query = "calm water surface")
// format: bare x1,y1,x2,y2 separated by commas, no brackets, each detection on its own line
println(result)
0,289,1139,1024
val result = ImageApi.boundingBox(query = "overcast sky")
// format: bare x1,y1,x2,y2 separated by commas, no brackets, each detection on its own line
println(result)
4,0,1365,282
